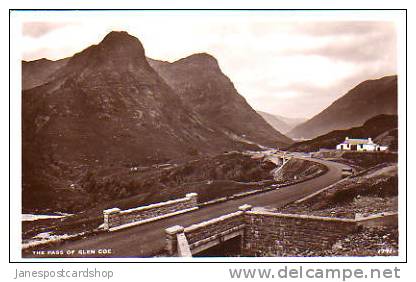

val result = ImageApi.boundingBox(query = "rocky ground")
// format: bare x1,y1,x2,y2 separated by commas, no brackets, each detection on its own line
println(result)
280,225,398,257
273,161,398,257
280,196,397,219
276,163,397,217
324,225,399,257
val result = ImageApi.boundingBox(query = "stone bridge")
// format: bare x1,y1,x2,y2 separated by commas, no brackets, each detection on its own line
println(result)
165,205,398,257
165,205,251,256
272,152,292,166
250,150,292,166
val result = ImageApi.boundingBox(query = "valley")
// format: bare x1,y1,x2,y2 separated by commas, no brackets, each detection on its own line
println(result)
21,31,399,258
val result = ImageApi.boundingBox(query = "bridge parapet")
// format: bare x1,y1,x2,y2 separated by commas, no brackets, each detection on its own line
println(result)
185,211,244,249
103,193,198,231
165,225,193,257
166,205,252,256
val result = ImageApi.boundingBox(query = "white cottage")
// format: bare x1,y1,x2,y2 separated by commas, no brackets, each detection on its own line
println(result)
336,137,388,152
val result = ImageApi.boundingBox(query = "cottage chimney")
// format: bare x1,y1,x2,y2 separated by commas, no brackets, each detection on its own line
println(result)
368,137,372,143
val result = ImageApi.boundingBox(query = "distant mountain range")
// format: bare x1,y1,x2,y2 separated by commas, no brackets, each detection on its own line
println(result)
287,114,398,152
22,31,291,210
257,111,306,134
288,75,397,139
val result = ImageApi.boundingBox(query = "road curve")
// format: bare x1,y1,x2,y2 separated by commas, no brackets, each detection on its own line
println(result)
24,157,349,258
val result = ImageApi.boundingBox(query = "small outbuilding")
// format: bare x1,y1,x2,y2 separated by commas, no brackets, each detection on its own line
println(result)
336,137,388,152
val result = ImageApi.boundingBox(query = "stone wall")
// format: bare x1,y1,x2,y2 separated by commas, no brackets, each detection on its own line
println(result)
165,205,250,256
355,212,398,228
243,210,358,256
103,193,198,231
184,211,244,245
164,206,397,257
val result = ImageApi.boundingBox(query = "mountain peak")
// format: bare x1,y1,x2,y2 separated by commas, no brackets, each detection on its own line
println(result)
65,31,150,73
98,31,146,58
174,53,219,69
101,31,139,45
188,52,217,61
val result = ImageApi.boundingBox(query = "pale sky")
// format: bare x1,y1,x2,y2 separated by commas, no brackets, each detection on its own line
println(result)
20,12,397,118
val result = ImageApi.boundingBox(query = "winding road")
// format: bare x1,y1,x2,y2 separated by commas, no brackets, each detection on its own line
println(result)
24,157,349,258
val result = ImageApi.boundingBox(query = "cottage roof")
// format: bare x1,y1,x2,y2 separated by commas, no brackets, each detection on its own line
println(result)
341,138,372,145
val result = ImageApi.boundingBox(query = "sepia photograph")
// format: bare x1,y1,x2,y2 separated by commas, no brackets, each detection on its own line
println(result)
13,10,404,260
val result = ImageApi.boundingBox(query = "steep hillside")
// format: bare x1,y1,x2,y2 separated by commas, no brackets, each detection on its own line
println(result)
287,114,397,152
275,115,306,128
257,111,306,133
22,58,69,90
257,111,292,133
148,56,292,147
288,75,397,139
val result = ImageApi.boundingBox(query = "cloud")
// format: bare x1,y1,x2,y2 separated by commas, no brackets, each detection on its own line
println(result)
288,21,395,37
22,22,72,38
280,23,396,63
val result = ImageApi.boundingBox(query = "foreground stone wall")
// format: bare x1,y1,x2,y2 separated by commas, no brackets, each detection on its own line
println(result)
104,193,198,231
165,205,250,256
243,211,358,256
165,206,397,257
184,211,244,245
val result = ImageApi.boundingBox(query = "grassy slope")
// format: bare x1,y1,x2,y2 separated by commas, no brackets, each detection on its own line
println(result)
22,153,325,240
287,114,398,152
